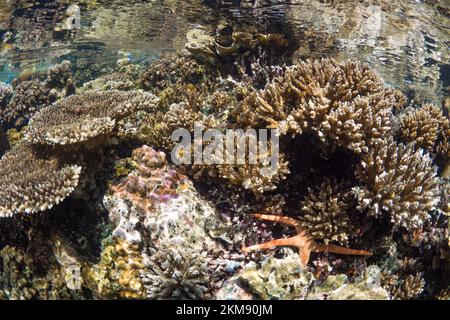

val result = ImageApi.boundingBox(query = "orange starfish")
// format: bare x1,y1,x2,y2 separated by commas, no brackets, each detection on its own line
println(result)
242,213,372,267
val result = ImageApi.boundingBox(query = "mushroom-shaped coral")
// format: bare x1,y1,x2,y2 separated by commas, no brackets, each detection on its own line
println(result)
24,90,159,146
353,138,440,229
0,143,81,217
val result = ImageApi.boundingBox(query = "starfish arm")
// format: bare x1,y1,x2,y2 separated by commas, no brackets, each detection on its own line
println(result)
315,243,372,256
242,235,303,253
298,247,311,268
251,213,300,228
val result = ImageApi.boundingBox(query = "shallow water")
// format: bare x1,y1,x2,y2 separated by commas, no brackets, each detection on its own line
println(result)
1,0,449,104
0,0,449,301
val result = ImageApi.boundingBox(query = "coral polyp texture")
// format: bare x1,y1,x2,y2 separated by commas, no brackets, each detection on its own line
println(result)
0,143,81,217
236,59,407,157
299,178,355,245
24,90,159,146
353,138,440,230
0,61,76,127
141,241,211,300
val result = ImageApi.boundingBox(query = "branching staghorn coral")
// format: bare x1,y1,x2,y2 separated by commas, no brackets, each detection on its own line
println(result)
235,59,405,154
353,138,440,230
398,104,449,153
1,79,52,127
299,178,355,245
188,131,289,193
387,273,425,300
0,143,81,217
0,61,76,127
24,90,159,146
0,82,13,108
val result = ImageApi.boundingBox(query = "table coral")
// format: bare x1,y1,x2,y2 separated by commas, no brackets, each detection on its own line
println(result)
24,90,159,146
0,143,81,217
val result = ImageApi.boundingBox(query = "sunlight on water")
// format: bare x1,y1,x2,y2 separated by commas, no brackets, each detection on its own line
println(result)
0,0,449,102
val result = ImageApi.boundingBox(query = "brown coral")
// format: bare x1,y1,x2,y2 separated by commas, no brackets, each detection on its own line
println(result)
1,79,52,126
0,82,13,107
0,61,76,127
190,131,289,193
236,59,405,154
24,90,159,146
391,273,425,300
398,104,447,151
299,178,355,245
353,138,440,230
0,143,81,217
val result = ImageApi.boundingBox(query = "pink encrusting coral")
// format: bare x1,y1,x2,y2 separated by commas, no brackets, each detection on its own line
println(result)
111,145,190,212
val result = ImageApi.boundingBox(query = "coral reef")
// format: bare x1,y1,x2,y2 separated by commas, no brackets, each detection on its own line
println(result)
141,241,211,300
236,59,405,154
238,250,314,300
0,143,81,217
0,17,448,300
0,245,83,299
307,265,389,300
398,103,450,174
243,214,372,268
0,61,76,127
105,145,228,299
299,178,355,245
353,138,440,230
1,79,52,127
83,238,145,299
0,83,13,108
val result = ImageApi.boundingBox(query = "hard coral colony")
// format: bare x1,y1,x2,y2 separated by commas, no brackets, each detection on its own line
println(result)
0,13,448,301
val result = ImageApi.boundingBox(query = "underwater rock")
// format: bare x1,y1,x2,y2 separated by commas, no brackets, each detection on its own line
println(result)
215,277,253,300
307,265,389,300
105,145,230,299
238,250,315,300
